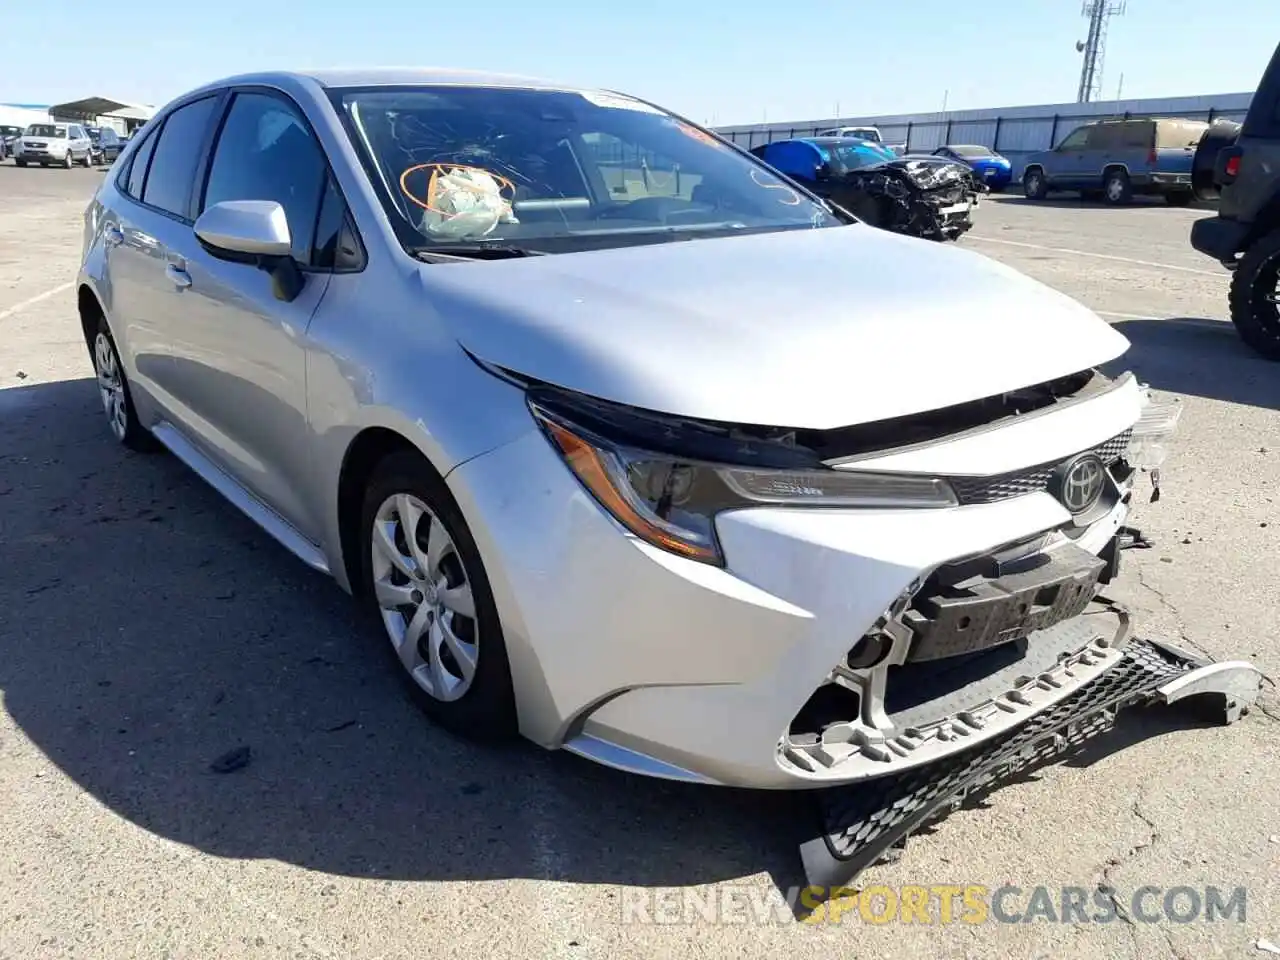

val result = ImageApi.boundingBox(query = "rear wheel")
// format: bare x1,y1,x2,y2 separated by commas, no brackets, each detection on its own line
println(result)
15,159,26,168
1228,227,1280,361
91,316,156,450
1103,169,1132,205
62,151,73,169
358,450,517,739
1023,167,1047,200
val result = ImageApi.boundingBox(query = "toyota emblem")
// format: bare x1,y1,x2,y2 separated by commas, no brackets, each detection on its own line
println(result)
1057,454,1106,515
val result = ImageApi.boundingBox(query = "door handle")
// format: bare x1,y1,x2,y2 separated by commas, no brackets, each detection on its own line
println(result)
104,225,124,246
165,263,192,290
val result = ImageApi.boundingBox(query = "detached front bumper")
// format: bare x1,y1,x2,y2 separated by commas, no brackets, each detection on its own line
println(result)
802,633,1262,894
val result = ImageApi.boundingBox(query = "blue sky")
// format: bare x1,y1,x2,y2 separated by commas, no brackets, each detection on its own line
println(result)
2,0,1276,124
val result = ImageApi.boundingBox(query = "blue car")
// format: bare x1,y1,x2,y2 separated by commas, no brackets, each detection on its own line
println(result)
933,144,1013,192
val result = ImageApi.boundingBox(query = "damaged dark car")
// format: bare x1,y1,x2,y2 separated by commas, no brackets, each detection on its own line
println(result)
750,136,986,241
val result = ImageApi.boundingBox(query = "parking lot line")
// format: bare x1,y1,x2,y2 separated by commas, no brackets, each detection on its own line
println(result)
0,280,75,323
966,236,1227,278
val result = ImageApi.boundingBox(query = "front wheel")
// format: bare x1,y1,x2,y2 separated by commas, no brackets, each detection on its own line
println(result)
1023,168,1047,200
1228,228,1280,361
359,450,517,739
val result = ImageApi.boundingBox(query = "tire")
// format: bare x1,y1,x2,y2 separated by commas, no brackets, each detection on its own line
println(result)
82,151,93,168
63,151,73,169
90,316,157,450
358,449,517,740
1023,167,1047,200
1193,119,1243,202
1164,191,1194,206
15,159,26,168
1228,227,1280,361
1102,168,1132,205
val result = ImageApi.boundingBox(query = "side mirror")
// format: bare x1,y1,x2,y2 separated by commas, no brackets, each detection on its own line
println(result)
195,200,292,258
194,200,304,303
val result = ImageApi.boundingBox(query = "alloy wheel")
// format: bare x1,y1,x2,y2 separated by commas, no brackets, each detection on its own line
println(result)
370,493,479,702
93,331,128,441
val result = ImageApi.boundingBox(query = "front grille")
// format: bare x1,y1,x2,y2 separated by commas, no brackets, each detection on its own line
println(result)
947,429,1131,506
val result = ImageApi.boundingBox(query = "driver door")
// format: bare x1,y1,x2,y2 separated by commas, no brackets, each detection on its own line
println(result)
1048,126,1091,188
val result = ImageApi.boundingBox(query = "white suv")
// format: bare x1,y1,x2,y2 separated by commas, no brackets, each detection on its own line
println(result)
15,122,93,168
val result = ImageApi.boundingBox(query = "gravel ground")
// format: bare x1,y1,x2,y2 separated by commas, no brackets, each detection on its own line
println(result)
1,165,1277,959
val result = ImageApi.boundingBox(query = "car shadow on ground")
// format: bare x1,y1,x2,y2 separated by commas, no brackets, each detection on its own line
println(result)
0,376,1255,894
1104,317,1280,410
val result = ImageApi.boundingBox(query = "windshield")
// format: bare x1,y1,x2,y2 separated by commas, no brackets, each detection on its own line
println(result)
823,139,897,170
334,85,842,254
26,124,67,138
946,144,994,159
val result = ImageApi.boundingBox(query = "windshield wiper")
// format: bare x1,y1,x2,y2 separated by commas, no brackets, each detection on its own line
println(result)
410,244,545,262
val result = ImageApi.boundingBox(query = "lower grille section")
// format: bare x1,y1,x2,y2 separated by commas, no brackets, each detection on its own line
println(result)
799,637,1262,897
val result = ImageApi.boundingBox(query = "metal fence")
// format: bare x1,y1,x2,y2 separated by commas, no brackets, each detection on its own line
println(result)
714,92,1254,179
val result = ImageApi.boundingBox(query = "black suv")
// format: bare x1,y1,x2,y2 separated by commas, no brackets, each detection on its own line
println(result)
1190,42,1280,359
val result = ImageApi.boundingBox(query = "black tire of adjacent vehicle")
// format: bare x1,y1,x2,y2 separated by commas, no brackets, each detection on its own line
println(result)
358,449,518,740
1228,228,1280,361
95,316,157,451
1103,168,1132,205
1023,168,1047,200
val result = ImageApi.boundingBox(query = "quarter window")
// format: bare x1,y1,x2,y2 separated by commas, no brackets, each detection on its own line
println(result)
141,96,219,218
124,129,158,199
201,92,329,263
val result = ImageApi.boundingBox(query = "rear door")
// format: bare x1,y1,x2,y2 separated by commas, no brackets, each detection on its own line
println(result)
104,95,222,412
1080,120,1131,185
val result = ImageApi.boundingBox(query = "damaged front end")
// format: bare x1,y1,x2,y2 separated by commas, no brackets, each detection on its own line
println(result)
491,359,1260,901
836,156,987,242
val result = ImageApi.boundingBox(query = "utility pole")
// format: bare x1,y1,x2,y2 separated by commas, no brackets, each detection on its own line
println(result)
1076,0,1127,103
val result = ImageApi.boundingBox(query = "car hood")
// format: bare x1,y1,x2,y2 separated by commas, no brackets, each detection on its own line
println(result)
420,225,1130,430
878,156,978,189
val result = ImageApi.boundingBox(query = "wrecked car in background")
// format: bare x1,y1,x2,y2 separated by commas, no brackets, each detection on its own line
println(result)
77,69,1264,902
751,136,985,240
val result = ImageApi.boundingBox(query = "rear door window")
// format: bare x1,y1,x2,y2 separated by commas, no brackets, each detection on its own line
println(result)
140,96,220,219
1118,122,1154,149
1085,125,1121,150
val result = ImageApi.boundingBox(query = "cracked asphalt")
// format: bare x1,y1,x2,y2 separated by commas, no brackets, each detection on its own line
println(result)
0,166,1277,959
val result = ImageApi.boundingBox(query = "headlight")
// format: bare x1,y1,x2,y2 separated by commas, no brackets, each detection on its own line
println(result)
529,400,957,565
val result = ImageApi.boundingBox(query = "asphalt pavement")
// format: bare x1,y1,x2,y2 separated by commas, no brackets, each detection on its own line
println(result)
1,164,1277,959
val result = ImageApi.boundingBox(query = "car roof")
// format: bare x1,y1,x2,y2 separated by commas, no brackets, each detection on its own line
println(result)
188,67,591,95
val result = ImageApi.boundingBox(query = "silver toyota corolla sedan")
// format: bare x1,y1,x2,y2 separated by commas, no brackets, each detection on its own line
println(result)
78,69,1236,806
